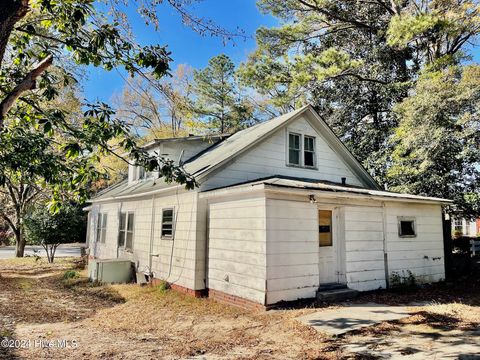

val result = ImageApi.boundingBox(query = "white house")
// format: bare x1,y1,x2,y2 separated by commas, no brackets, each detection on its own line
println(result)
86,105,450,308
452,217,479,238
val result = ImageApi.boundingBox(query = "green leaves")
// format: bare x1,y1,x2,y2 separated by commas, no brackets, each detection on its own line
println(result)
388,65,480,215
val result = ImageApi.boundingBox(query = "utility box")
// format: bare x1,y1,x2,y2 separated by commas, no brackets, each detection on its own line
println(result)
88,259,133,284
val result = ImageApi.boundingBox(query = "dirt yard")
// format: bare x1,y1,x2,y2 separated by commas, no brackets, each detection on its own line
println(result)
0,258,479,359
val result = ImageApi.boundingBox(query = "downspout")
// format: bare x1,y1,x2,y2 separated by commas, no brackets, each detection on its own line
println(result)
148,194,157,281
382,201,389,289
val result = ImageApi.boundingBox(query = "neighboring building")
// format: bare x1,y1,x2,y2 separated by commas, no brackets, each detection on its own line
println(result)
86,105,450,308
452,217,480,238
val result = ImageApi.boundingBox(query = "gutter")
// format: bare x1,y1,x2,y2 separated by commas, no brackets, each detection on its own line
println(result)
89,184,185,203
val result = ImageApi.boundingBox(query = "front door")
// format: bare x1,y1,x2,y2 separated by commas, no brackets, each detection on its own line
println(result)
318,207,345,284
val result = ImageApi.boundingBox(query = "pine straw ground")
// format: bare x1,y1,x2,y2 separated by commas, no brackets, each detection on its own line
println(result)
0,258,479,360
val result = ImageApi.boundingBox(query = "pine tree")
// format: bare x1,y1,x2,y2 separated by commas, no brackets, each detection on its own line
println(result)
193,54,253,133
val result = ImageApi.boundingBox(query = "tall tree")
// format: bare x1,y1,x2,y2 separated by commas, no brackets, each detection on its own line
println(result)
0,0,244,256
113,65,194,139
192,54,254,133
240,0,480,215
387,65,480,216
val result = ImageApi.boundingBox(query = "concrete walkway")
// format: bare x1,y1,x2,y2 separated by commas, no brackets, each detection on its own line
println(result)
297,303,411,335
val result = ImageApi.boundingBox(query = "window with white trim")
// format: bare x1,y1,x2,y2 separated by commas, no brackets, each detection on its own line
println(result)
304,135,316,167
96,213,107,243
288,133,301,166
161,208,174,238
118,212,135,250
288,132,316,168
398,217,416,237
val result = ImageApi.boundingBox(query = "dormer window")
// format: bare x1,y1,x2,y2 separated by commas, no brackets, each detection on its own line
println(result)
138,166,146,180
288,132,316,168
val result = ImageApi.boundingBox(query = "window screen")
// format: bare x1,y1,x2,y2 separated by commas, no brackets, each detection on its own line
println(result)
161,208,174,238
304,136,316,167
318,210,333,247
288,133,301,165
398,218,416,237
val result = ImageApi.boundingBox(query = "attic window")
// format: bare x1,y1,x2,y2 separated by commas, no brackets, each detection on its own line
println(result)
304,136,316,167
398,217,416,238
288,132,316,168
288,133,301,165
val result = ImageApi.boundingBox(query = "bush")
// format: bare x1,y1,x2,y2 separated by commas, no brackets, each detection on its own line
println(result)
63,270,80,280
390,270,417,292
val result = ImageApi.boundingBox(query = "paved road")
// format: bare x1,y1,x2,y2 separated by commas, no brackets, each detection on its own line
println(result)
0,245,84,259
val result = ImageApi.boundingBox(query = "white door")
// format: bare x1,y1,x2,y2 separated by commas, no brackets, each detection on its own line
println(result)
318,207,346,284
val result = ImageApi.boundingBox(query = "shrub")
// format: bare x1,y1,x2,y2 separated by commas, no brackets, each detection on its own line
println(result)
63,270,80,280
390,270,417,292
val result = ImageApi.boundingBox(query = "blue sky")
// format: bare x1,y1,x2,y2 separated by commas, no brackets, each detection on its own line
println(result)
83,1,480,103
83,0,276,102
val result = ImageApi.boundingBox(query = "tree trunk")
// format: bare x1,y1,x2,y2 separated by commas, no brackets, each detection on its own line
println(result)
0,0,29,66
14,229,25,257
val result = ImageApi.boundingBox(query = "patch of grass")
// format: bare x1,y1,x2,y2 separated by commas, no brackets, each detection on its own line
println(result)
18,278,32,290
0,328,13,338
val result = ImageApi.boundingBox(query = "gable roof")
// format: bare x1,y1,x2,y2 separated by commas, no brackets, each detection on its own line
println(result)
90,105,380,202
183,104,380,189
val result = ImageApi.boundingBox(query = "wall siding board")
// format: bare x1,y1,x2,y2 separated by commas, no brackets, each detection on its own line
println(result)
207,196,267,304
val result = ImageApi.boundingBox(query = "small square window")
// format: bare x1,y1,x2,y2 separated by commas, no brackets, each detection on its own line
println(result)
398,217,416,237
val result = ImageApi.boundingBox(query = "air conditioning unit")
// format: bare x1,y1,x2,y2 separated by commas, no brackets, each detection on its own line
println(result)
88,259,133,284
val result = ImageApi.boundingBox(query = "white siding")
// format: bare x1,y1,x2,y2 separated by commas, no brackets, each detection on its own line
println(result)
200,116,363,190
344,205,387,291
265,199,319,305
207,196,267,304
385,203,445,284
128,138,216,184
89,191,205,290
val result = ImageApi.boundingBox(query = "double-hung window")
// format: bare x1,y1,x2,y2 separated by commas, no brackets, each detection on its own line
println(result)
288,132,316,168
96,213,107,243
119,212,135,250
161,208,174,239
304,136,316,167
288,133,301,166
